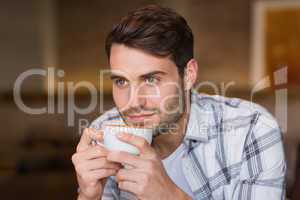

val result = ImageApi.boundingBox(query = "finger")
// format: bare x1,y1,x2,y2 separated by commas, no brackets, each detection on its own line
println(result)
118,181,140,195
77,128,103,152
115,168,144,183
79,168,118,182
107,151,146,168
76,146,109,161
93,130,104,144
116,133,153,155
87,145,110,160
77,128,95,152
86,158,122,171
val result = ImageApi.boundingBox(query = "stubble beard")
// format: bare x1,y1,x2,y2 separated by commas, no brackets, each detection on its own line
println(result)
118,86,187,137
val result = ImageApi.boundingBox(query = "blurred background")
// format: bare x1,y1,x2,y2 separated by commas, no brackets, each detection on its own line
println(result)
0,0,299,199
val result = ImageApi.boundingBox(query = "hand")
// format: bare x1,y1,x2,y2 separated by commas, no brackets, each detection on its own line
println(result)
71,128,122,200
106,132,191,200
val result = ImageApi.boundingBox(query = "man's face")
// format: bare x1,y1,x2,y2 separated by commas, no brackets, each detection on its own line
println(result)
109,44,186,131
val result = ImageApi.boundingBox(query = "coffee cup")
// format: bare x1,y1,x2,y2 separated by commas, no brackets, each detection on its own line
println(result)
102,123,153,155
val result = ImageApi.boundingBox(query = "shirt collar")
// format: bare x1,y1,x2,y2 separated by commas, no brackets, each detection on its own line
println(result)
184,90,211,143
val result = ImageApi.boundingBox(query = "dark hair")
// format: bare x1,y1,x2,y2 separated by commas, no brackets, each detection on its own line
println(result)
105,4,194,75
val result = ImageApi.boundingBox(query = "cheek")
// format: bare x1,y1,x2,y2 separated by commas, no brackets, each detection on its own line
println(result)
113,88,130,110
157,84,181,101
146,85,178,111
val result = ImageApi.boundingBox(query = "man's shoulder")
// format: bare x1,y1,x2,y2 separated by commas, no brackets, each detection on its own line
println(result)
89,107,121,130
188,93,286,197
195,92,279,130
192,93,284,168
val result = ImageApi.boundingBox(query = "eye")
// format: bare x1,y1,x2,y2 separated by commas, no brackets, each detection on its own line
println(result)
145,76,159,84
113,78,128,87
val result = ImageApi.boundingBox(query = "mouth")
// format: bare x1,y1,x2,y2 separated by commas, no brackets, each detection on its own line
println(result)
127,113,155,121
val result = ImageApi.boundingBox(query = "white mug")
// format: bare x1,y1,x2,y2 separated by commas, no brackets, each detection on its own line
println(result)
102,123,153,155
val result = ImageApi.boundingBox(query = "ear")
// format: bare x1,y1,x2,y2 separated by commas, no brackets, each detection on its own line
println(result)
184,59,198,91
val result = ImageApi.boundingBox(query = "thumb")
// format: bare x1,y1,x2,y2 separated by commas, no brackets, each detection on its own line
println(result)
76,128,103,152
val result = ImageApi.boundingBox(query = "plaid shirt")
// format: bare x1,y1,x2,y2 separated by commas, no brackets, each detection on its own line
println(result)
89,91,286,200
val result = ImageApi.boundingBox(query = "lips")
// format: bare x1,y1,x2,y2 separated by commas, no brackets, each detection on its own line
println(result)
127,113,154,121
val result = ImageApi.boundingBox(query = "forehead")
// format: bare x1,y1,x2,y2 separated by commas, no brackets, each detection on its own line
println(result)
109,44,178,78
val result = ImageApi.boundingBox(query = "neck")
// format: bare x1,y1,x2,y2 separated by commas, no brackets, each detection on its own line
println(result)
152,92,192,159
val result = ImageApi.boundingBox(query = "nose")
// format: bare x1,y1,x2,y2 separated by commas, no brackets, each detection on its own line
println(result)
128,84,147,111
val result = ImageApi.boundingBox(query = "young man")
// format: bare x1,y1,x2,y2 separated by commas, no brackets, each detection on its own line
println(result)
71,5,286,200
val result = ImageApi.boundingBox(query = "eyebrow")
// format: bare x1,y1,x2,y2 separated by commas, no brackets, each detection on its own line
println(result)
110,70,167,80
140,71,167,79
110,74,127,80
